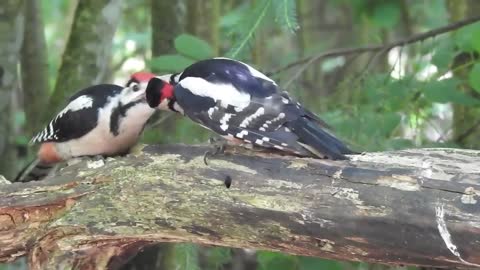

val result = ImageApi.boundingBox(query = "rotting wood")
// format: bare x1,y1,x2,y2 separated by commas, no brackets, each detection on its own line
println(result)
0,144,479,269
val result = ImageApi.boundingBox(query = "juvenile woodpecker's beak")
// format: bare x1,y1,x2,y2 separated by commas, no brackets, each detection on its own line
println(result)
145,78,164,108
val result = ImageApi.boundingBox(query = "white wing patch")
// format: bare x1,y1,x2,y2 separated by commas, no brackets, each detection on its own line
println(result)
57,95,93,119
239,107,265,128
31,95,94,143
179,77,251,109
219,113,232,131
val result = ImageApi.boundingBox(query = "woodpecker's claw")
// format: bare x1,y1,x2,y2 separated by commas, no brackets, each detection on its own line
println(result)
203,137,227,165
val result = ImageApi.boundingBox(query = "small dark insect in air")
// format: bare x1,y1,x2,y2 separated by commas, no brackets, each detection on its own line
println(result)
224,175,232,188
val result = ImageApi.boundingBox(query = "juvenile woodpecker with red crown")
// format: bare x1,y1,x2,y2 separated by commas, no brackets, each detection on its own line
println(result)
144,57,355,160
15,72,171,182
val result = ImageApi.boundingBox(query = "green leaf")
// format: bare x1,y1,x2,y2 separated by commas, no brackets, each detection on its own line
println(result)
172,243,200,270
227,0,272,58
272,0,299,33
423,79,479,106
370,2,400,29
454,22,480,52
299,257,343,270
432,41,455,69
257,251,298,270
174,34,214,60
148,54,195,73
469,63,480,93
205,247,232,270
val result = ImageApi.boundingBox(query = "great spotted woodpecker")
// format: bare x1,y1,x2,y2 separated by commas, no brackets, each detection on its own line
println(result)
145,57,355,160
14,72,171,182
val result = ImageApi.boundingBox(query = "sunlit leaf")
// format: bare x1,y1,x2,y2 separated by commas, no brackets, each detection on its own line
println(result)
148,54,195,73
468,63,480,93
174,34,214,60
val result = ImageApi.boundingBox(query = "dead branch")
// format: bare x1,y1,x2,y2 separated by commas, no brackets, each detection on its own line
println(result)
0,145,479,269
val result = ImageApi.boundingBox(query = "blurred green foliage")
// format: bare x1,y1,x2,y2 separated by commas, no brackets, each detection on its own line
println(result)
4,0,480,269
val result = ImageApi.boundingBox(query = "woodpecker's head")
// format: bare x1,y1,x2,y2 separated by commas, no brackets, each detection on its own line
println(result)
119,71,158,105
145,77,175,110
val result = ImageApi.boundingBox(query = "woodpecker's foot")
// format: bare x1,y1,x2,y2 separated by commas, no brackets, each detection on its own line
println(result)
203,137,228,165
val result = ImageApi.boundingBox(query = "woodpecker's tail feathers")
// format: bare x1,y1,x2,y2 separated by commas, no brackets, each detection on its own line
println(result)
289,117,355,160
14,158,58,183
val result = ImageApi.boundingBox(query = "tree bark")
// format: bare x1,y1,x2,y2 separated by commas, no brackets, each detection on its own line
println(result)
47,0,122,118
21,0,50,136
0,0,24,179
0,145,479,269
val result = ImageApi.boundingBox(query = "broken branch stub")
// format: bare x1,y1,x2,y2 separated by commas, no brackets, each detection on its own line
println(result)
0,144,479,269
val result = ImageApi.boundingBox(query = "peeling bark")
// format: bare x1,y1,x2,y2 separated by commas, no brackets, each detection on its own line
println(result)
0,145,479,269
47,0,122,118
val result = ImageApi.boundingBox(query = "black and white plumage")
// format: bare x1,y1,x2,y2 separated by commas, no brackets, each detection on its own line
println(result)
145,57,355,159
15,73,163,182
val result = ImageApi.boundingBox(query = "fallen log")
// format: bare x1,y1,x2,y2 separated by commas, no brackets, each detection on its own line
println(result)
0,144,479,269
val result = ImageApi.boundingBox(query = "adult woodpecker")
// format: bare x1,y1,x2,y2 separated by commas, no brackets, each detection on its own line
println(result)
144,57,355,160
14,72,171,182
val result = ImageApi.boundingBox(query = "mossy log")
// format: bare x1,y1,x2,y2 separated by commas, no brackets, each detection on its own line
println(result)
0,145,479,269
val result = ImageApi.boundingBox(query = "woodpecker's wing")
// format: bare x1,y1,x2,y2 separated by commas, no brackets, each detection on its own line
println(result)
173,78,311,155
31,84,123,144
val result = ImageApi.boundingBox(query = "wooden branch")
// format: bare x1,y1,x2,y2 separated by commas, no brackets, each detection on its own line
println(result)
0,145,479,269
269,15,480,77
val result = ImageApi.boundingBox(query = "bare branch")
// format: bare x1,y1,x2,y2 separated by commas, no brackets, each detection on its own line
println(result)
270,15,480,80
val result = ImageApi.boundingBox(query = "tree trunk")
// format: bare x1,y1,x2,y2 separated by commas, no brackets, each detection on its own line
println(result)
0,145,479,269
185,0,220,54
46,0,122,118
0,0,24,179
150,0,184,56
21,0,50,136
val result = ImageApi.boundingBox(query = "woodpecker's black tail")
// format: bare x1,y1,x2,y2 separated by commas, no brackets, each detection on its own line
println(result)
14,158,57,183
288,117,356,160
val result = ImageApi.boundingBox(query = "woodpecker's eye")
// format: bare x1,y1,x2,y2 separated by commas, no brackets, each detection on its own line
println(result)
132,84,140,92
